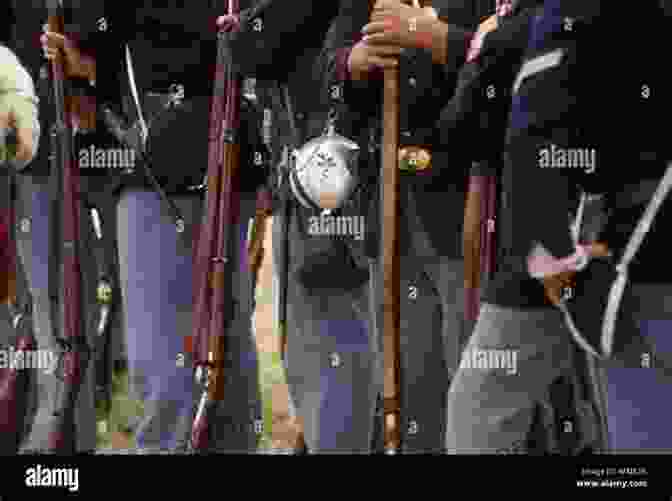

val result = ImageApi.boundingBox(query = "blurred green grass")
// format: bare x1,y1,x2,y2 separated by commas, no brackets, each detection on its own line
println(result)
96,355,284,451
96,368,143,449
258,350,286,449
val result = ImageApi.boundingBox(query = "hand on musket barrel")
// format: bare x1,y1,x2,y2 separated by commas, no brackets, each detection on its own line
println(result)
40,27,96,132
191,1,243,452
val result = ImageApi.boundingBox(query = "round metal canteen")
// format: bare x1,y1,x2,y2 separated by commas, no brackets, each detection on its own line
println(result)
290,130,360,211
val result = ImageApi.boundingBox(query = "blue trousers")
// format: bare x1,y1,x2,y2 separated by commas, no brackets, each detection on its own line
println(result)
116,188,261,452
14,176,98,453
603,285,672,452
274,209,465,453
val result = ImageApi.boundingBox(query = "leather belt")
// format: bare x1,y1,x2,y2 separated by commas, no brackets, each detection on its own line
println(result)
398,146,431,173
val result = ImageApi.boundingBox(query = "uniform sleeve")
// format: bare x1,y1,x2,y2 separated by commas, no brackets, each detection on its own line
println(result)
434,2,485,74
91,2,126,112
442,24,475,75
507,3,580,263
319,0,380,132
230,0,340,80
0,3,15,46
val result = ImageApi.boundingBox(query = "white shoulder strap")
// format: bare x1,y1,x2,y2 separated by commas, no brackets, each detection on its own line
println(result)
124,44,148,144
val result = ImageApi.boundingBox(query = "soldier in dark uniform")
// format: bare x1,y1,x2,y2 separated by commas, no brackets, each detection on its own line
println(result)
444,0,672,453
432,0,590,454
42,0,270,453
9,0,108,454
226,1,381,453
318,0,499,453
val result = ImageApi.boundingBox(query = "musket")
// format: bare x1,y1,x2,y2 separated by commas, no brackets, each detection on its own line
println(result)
46,0,90,454
463,169,497,324
463,172,483,324
381,0,406,452
463,5,506,327
190,0,243,452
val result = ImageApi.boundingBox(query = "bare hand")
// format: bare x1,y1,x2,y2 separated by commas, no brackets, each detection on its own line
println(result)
543,242,610,305
347,39,402,80
543,270,576,305
370,0,432,25
364,0,438,50
40,27,95,81
477,14,499,37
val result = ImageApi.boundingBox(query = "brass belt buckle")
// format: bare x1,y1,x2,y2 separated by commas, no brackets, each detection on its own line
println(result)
399,146,431,172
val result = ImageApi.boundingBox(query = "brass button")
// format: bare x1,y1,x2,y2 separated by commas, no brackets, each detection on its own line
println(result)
399,146,431,172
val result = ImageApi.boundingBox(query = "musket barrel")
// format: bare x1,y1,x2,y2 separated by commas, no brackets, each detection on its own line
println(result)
190,0,242,451
46,0,89,454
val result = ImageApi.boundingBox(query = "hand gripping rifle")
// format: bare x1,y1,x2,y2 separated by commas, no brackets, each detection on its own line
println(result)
190,0,243,452
46,0,90,454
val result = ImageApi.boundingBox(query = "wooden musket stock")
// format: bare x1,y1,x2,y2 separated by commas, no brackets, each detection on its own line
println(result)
463,177,483,322
382,65,401,453
190,0,242,452
46,0,89,454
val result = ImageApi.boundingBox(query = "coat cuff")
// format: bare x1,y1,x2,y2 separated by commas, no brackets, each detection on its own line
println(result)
335,47,353,82
443,26,474,75
527,242,590,278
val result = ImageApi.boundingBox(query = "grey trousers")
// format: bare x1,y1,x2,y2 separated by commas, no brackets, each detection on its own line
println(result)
14,176,98,453
116,188,261,453
275,211,465,453
370,256,466,454
273,212,377,453
445,284,672,454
